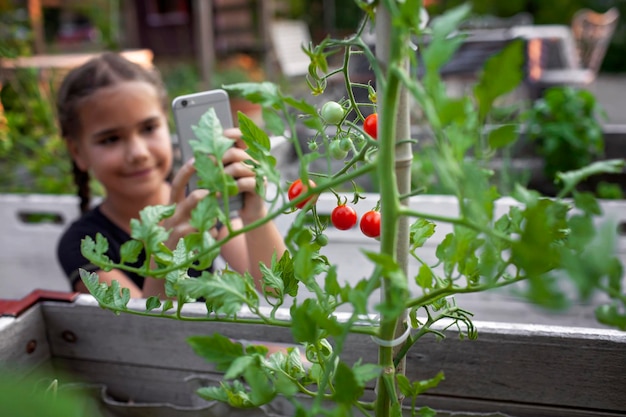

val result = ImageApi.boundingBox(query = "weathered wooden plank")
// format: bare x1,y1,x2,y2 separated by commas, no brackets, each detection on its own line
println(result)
42,296,296,372
39,297,626,415
0,303,51,373
49,358,626,417
390,322,626,414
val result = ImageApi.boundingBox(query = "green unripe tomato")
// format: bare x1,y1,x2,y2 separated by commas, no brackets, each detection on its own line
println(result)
339,136,352,152
329,140,348,160
321,101,344,125
315,233,329,247
308,140,319,151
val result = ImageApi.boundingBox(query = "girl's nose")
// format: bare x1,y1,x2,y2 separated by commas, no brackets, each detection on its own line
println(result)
126,136,150,162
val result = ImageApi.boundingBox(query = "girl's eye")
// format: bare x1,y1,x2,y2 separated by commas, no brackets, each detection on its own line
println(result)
98,135,119,145
142,121,160,135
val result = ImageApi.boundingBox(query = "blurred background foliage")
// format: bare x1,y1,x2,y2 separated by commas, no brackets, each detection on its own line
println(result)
0,0,624,195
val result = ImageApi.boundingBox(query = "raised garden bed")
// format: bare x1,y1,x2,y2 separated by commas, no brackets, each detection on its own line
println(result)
1,291,625,417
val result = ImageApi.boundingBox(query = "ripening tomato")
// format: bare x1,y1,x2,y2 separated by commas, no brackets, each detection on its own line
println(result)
363,113,378,139
331,204,358,230
288,178,318,209
360,210,381,238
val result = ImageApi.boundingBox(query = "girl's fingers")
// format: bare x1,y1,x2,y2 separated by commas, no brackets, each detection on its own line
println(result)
222,147,250,165
223,127,247,149
170,158,196,204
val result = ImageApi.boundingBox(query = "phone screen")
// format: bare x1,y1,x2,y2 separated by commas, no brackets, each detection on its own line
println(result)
171,89,243,216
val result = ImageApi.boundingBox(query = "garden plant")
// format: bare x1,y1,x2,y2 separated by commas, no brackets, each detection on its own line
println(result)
77,1,625,416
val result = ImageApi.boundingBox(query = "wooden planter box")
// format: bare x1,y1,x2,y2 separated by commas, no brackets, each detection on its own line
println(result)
1,192,625,415
1,291,625,417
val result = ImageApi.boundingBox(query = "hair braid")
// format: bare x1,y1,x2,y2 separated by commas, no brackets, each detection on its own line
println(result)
72,161,91,214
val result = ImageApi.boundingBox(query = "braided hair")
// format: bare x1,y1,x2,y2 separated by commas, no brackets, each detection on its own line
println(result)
56,52,168,213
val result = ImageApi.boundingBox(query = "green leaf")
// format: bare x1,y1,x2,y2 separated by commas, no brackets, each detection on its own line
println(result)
224,82,281,107
179,270,257,315
119,239,143,264
409,218,436,249
557,159,625,196
80,234,112,269
261,107,285,136
332,361,363,404
244,362,276,406
130,205,175,253
595,303,626,330
430,3,471,38
364,251,409,318
191,108,233,160
351,362,382,386
290,301,319,344
189,196,220,233
145,296,161,312
397,371,445,398
415,264,434,290
224,356,254,380
474,40,524,120
187,333,244,371
487,124,518,149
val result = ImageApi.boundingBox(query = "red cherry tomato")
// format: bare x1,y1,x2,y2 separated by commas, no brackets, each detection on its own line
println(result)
363,113,378,139
360,210,381,238
331,204,358,230
288,179,318,209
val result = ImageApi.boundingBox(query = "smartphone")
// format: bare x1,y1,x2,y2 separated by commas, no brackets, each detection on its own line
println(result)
171,89,244,216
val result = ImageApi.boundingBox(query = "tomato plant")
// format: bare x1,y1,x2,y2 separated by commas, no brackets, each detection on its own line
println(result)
331,204,358,230
359,210,381,238
287,178,317,209
363,113,378,139
79,2,626,417
321,101,344,125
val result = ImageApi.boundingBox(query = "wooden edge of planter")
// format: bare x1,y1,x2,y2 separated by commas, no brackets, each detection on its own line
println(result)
0,289,79,318
27,295,625,415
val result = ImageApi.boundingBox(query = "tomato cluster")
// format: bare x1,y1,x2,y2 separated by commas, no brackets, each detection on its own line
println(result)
288,178,380,238
331,204,380,239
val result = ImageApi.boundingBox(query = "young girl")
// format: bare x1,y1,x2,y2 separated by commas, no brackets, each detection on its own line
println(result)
56,52,286,298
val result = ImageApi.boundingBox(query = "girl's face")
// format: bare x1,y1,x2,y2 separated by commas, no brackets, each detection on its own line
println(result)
69,81,172,202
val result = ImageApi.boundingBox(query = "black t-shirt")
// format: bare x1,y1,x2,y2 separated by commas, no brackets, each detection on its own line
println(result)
57,205,148,290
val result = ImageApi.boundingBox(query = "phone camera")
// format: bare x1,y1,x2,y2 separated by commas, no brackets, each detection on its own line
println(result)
181,99,188,107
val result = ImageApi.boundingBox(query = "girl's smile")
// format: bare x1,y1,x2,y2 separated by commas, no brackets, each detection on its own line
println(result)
69,81,173,205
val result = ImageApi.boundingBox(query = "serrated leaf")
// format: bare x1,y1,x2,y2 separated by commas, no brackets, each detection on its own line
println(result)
191,108,233,159
187,333,244,371
119,239,143,264
80,234,112,268
410,218,436,249
179,270,257,315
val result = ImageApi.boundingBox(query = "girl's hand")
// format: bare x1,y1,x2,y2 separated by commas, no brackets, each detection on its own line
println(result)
222,128,267,223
